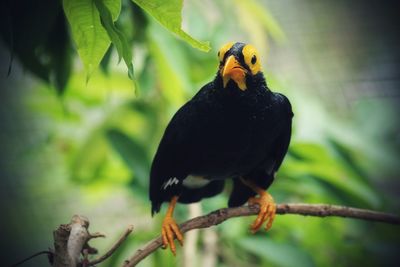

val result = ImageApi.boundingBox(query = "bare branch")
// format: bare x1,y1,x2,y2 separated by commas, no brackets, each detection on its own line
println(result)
10,251,53,267
88,225,134,266
89,232,106,239
12,204,399,267
123,203,400,267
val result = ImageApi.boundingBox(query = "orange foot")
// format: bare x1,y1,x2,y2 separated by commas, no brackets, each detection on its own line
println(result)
248,192,276,233
161,216,183,255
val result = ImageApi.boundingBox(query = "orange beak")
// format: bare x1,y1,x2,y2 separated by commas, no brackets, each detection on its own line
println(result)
222,56,247,91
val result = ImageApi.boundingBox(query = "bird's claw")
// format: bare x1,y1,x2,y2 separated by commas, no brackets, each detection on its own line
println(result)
248,192,276,233
161,216,183,255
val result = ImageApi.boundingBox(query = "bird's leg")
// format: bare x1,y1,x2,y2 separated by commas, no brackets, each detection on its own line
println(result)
241,178,276,233
161,196,183,255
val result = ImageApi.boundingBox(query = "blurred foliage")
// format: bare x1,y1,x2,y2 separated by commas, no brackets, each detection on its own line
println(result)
1,0,399,267
0,0,210,92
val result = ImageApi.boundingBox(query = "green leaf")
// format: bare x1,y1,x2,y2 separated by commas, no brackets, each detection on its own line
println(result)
62,0,121,79
106,129,150,188
100,45,113,74
131,0,210,52
94,0,134,79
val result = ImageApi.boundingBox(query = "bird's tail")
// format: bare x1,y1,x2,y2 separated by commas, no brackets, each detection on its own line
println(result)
151,201,162,217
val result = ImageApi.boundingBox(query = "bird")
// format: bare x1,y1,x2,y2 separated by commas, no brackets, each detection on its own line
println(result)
149,42,293,255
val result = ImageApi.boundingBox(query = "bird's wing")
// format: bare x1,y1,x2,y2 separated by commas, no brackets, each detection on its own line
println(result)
261,92,293,175
149,83,213,214
270,92,294,172
228,93,293,207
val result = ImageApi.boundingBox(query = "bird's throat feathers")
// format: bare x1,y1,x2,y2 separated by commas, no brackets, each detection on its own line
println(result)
215,72,268,94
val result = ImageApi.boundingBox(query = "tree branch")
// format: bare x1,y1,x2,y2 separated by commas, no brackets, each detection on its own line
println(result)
87,225,134,266
51,215,133,267
52,215,90,267
10,251,53,267
123,203,400,267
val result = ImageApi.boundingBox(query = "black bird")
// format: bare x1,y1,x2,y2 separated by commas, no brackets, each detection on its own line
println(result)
150,42,293,255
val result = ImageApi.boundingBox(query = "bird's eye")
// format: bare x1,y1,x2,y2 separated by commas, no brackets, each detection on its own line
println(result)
251,55,257,65
218,51,223,63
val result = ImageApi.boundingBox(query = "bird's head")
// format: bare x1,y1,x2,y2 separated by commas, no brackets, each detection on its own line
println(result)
217,42,263,91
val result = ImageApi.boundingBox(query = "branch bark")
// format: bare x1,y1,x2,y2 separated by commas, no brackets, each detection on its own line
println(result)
51,215,133,267
53,215,90,267
123,203,400,267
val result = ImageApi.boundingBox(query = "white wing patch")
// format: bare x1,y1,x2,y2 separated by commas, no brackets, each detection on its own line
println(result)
163,177,179,190
182,175,210,189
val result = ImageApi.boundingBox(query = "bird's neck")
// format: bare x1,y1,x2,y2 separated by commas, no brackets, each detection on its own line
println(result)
210,74,273,114
213,73,270,96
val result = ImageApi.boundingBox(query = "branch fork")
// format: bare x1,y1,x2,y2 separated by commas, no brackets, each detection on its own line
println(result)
12,203,399,267
52,215,133,267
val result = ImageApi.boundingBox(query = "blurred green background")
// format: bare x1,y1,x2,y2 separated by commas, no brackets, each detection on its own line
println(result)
0,0,399,266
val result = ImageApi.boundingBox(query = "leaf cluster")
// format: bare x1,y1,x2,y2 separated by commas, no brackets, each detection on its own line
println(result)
0,0,210,94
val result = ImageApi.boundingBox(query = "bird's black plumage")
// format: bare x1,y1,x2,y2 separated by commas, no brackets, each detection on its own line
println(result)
150,42,293,216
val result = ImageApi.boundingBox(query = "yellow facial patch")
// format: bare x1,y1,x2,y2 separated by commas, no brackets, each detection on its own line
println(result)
242,44,261,75
218,42,234,63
